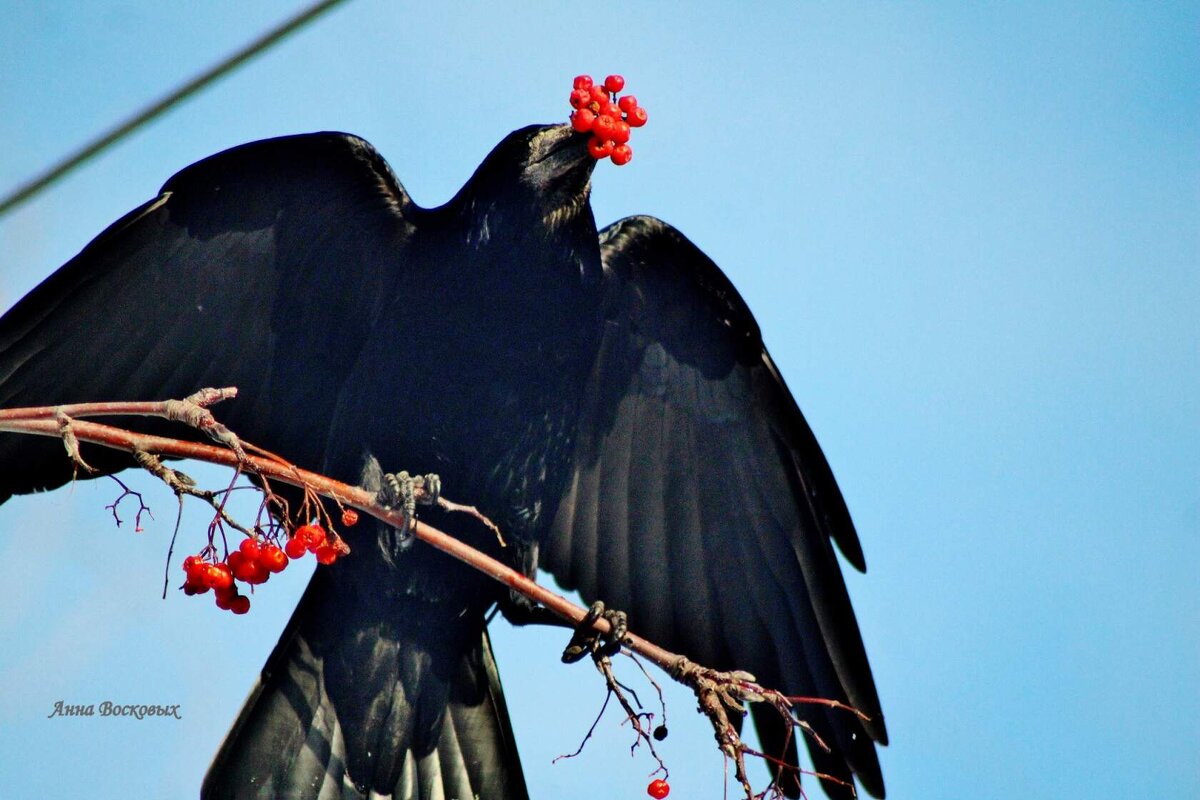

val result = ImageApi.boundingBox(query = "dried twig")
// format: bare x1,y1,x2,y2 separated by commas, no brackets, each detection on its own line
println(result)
104,474,153,531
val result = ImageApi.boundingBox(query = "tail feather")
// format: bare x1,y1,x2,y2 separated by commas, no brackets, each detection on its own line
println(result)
202,571,527,800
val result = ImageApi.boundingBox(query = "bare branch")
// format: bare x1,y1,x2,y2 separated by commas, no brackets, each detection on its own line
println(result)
0,390,875,798
131,449,252,537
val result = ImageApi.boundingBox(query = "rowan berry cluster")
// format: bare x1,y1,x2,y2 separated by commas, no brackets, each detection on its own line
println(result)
286,523,343,565
182,515,354,613
568,74,647,166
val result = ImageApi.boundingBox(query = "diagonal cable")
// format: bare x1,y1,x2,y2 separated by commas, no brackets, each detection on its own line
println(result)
0,0,351,218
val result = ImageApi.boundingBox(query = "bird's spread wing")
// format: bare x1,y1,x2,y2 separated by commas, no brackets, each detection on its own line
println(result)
0,133,417,500
541,215,887,799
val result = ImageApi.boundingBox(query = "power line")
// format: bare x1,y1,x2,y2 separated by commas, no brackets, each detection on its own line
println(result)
0,0,351,218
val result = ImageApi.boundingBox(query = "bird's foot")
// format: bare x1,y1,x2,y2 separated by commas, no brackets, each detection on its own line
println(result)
373,471,441,553
413,472,441,507
561,600,629,663
377,470,442,521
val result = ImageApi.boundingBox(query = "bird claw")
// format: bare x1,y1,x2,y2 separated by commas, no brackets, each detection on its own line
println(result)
377,471,442,519
378,471,417,521
413,472,441,506
561,600,628,663
373,470,443,553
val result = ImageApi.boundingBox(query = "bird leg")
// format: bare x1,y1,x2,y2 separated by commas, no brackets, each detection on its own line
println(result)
561,600,629,663
369,469,443,561
497,592,572,628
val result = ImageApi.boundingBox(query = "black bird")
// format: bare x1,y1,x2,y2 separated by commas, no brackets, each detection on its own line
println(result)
0,123,886,799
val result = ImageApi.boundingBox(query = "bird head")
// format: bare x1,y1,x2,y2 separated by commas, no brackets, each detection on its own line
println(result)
458,123,596,232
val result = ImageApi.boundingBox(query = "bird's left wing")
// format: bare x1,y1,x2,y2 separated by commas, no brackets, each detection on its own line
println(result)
541,216,886,799
0,133,417,501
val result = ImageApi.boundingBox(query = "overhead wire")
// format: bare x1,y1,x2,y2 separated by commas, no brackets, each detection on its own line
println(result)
0,0,352,218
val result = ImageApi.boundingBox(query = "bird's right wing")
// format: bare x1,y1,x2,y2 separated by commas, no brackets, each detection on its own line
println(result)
542,216,885,799
0,133,418,501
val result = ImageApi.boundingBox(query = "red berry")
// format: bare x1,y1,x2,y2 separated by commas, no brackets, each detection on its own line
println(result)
610,144,633,166
573,74,593,91
233,556,269,585
183,556,211,593
200,564,218,589
569,89,589,109
214,585,238,610
592,114,617,141
230,595,251,615
294,524,327,551
284,536,308,560
341,509,359,527
248,560,270,584
239,538,262,561
207,562,234,590
315,544,341,565
571,109,596,133
229,558,250,581
260,544,288,573
306,526,328,552
183,555,208,582
627,106,648,127
618,94,638,113
611,120,631,145
647,779,670,799
604,74,625,93
588,137,614,160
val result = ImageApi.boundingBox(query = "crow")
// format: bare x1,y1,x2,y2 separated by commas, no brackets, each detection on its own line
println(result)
0,123,886,799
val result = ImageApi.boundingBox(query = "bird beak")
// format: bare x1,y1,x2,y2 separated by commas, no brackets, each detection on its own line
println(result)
528,124,594,190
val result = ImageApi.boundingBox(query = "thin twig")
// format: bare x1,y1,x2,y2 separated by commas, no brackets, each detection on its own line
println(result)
594,653,667,770
161,494,185,599
622,650,669,737
105,474,153,530
553,689,613,763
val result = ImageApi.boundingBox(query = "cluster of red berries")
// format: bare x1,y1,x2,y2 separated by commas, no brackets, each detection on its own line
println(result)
647,779,670,799
285,523,343,565
569,74,647,166
182,550,259,615
182,513,356,614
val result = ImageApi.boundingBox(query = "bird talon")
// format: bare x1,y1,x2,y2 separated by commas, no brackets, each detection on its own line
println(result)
375,470,419,539
560,601,629,663
607,608,628,641
413,472,442,506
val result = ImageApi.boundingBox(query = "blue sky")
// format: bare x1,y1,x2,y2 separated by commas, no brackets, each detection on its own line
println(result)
0,2,1196,798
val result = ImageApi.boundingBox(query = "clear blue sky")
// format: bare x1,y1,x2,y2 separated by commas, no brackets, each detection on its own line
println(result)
0,2,1196,798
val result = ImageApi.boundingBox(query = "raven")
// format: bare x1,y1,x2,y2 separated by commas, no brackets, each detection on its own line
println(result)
0,123,886,799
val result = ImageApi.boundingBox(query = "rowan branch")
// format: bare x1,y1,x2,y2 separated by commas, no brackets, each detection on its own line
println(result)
0,388,872,800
